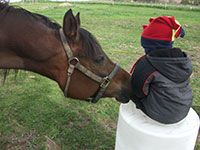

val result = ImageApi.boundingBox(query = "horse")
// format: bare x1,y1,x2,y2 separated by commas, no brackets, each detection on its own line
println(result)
0,3,133,103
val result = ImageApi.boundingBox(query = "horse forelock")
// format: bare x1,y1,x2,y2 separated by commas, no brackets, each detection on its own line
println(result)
79,28,103,58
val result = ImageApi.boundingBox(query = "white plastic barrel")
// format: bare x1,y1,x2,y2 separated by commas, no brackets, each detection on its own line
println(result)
115,101,199,150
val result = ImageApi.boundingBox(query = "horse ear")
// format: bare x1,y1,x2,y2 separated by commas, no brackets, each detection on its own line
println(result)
63,9,78,40
75,12,80,26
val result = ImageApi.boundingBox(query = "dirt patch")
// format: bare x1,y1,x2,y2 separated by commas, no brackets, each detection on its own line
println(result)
59,3,73,7
1,130,38,150
45,136,61,150
1,133,61,150
98,118,118,132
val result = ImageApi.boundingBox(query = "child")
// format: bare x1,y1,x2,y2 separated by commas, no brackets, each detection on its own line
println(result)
130,16,193,124
141,16,185,54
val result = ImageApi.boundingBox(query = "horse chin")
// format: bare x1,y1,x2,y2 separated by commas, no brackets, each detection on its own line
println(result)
116,94,130,104
115,86,134,103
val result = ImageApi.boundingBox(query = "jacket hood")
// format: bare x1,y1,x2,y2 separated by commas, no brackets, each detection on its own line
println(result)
146,50,192,83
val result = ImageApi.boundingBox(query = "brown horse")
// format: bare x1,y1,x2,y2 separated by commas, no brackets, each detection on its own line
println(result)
0,3,133,103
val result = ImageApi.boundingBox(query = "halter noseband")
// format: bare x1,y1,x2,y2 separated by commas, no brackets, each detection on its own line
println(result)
59,28,120,103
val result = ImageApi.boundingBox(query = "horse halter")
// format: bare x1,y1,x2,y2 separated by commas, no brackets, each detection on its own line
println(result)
59,28,120,103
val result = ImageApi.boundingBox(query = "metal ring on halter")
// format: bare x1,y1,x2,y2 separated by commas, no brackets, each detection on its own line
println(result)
68,57,79,66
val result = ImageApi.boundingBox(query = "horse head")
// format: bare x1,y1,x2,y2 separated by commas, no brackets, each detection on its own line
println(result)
61,9,133,103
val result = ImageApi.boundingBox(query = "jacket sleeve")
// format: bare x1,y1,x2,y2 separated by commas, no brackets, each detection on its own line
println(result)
142,71,158,96
131,56,157,98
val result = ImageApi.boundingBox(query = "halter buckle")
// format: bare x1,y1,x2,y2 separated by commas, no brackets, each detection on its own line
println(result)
100,76,110,88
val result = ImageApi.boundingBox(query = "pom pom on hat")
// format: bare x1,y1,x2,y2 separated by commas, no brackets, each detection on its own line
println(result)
141,16,185,53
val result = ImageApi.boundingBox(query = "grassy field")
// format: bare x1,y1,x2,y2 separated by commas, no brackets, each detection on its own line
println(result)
0,2,199,150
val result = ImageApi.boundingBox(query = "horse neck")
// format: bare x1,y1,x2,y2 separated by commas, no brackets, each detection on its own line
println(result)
0,18,67,90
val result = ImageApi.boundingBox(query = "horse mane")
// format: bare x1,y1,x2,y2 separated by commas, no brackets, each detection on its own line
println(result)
0,3,61,30
0,3,101,57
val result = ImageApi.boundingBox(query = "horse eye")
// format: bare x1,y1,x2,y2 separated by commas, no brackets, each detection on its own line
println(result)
95,56,104,64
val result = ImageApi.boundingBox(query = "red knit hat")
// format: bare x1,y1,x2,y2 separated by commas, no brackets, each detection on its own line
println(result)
141,16,185,54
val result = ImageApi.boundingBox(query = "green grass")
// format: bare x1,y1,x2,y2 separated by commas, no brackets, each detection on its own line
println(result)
0,2,200,150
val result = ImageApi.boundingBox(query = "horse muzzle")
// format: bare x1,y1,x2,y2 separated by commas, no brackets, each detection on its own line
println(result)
115,87,133,103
